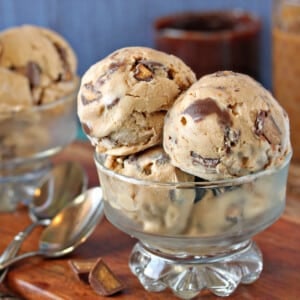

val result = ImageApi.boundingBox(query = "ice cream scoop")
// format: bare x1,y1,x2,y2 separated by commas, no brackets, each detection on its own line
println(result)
97,146,195,234
77,46,196,156
0,24,79,163
163,71,291,180
0,24,78,108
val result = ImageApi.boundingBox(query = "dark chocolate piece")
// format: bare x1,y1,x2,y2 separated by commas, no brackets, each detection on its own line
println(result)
255,110,267,136
68,258,99,284
69,258,99,274
191,151,219,168
53,42,72,81
194,177,207,203
26,61,41,88
81,81,102,105
155,153,170,165
97,62,123,86
142,163,153,175
215,86,226,90
183,98,232,127
140,60,164,69
81,94,98,105
212,186,238,197
106,97,120,109
127,154,138,164
84,81,96,91
224,126,240,153
54,43,68,65
82,122,91,135
255,110,281,145
167,68,175,80
227,103,239,116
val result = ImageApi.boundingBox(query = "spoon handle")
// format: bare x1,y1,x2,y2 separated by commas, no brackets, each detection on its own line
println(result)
0,251,40,271
0,222,39,282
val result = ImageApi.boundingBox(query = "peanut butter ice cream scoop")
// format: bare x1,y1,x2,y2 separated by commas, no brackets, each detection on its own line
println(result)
77,47,196,156
0,24,78,109
0,25,78,162
163,71,291,180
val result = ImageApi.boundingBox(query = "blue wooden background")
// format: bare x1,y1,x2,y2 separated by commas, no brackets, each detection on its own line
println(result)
0,0,273,138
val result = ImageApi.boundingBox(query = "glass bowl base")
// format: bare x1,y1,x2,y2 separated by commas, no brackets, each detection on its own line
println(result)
129,240,263,299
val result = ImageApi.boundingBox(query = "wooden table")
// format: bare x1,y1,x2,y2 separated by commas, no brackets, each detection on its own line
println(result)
1,141,300,300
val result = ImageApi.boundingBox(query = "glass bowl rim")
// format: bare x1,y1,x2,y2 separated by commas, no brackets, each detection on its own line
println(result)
0,79,79,168
0,146,63,171
0,77,79,116
94,150,292,188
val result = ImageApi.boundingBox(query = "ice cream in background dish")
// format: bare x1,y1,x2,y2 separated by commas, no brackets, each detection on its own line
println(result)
0,25,78,162
77,46,196,156
0,24,77,109
163,71,291,180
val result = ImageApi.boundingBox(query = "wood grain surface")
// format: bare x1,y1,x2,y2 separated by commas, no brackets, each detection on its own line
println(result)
0,141,300,300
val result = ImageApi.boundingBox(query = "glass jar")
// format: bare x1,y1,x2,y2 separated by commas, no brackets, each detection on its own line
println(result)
154,11,261,80
272,0,300,164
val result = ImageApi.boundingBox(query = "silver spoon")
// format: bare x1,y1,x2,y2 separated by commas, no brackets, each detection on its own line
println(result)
0,161,88,282
0,187,104,270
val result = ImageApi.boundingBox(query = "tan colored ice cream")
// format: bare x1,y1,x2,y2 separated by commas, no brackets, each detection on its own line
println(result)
98,146,195,234
163,71,291,180
0,24,78,108
186,178,281,236
0,25,78,162
78,47,291,237
77,47,196,156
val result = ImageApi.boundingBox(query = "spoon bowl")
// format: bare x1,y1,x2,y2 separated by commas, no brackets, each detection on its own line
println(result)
30,161,88,221
0,161,88,281
0,187,104,270
39,187,103,255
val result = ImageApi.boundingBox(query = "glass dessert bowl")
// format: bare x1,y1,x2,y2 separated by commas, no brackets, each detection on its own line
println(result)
0,88,78,212
95,151,291,299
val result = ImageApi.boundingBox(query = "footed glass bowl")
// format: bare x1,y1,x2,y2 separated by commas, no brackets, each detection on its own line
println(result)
0,89,78,212
95,152,291,299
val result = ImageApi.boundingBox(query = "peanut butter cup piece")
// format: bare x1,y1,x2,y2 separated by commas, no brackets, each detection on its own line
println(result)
255,110,281,145
88,258,125,296
69,258,99,284
81,81,102,105
134,62,153,81
26,61,41,88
